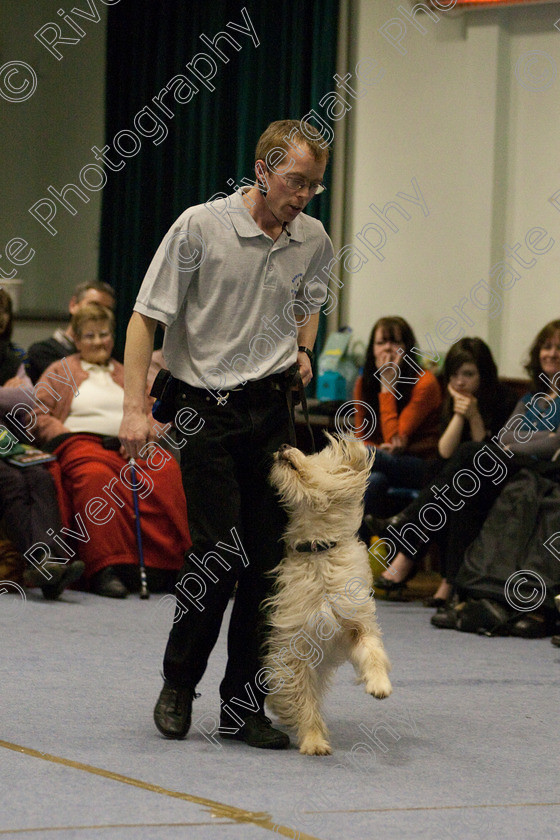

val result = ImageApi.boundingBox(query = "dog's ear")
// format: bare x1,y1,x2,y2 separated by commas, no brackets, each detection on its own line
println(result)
339,437,374,474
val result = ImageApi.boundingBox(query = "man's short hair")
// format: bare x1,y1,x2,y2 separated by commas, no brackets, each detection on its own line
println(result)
72,281,116,304
255,119,330,171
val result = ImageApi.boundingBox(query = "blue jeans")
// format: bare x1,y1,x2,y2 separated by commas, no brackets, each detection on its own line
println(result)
364,449,438,517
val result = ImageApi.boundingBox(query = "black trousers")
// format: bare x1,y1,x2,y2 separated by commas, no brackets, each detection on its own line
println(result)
0,461,61,555
162,381,290,712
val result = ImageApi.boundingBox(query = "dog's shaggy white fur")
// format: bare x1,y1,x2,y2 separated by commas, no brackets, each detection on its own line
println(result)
264,435,392,755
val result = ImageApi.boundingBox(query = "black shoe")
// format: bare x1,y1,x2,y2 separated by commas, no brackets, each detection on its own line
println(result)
42,560,85,601
219,712,290,750
455,598,513,636
364,512,405,538
90,566,129,599
372,564,416,599
24,560,85,600
431,600,461,629
423,596,447,609
372,575,407,597
24,561,64,589
154,682,195,739
551,635,560,647
510,612,550,639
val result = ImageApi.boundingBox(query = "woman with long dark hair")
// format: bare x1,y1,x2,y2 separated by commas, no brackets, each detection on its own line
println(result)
354,316,442,518
0,288,27,389
438,337,503,459
373,336,516,601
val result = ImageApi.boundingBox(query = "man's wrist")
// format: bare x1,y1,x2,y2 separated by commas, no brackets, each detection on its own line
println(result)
298,345,314,364
123,399,146,413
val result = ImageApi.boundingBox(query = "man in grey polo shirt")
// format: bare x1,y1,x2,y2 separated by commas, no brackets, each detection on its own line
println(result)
119,119,334,749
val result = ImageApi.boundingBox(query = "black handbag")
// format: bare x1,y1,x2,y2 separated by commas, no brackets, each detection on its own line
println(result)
456,598,514,636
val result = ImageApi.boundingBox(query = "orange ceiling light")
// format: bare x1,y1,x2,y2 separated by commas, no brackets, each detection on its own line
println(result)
431,0,559,8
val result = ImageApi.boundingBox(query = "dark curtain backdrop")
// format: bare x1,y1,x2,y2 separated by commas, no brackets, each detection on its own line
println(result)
99,0,340,361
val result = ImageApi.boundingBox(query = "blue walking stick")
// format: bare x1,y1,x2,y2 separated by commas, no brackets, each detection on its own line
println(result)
129,458,149,599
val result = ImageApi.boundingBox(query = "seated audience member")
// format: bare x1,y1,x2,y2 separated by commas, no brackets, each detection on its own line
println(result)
34,302,191,598
353,316,442,518
0,459,84,599
0,289,83,598
25,281,115,383
0,287,28,388
373,337,517,602
437,337,517,460
370,320,560,630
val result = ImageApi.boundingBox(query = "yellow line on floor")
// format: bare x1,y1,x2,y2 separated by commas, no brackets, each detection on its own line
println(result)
305,801,560,815
0,822,235,835
0,740,320,840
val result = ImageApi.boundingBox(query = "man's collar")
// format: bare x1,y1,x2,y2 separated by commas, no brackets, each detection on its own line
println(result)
226,189,304,243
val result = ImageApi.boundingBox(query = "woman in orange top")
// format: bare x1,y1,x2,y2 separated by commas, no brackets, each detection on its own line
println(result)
354,316,442,522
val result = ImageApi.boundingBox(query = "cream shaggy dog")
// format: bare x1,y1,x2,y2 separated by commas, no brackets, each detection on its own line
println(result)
264,435,392,756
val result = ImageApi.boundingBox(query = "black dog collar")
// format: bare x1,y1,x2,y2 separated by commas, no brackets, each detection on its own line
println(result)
294,540,337,553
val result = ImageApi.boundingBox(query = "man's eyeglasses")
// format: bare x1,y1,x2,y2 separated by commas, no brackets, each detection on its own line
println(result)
276,173,326,196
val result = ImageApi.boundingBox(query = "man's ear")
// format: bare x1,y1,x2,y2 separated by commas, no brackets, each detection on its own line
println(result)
68,296,79,316
255,161,269,194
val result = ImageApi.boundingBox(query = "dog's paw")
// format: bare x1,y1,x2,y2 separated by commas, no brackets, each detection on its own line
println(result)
299,734,332,756
365,674,393,698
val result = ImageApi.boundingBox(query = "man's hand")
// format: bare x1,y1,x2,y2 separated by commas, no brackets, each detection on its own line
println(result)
119,312,158,458
119,409,151,459
297,351,313,387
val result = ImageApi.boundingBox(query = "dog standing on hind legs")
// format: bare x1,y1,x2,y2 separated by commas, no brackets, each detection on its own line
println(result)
264,434,392,755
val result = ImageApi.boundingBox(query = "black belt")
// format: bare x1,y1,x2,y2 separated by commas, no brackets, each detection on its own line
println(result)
206,369,315,453
153,367,315,452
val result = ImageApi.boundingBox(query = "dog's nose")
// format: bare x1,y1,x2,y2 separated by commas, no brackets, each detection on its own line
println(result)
278,443,292,453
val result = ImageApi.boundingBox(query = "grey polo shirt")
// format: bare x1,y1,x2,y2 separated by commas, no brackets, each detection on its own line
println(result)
135,190,334,392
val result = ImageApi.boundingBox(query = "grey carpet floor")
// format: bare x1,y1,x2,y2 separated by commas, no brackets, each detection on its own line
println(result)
1,588,559,840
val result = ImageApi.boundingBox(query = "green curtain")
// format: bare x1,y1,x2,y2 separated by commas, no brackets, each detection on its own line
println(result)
99,0,340,361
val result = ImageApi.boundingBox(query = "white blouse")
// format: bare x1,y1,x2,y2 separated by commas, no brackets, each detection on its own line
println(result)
64,361,124,437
